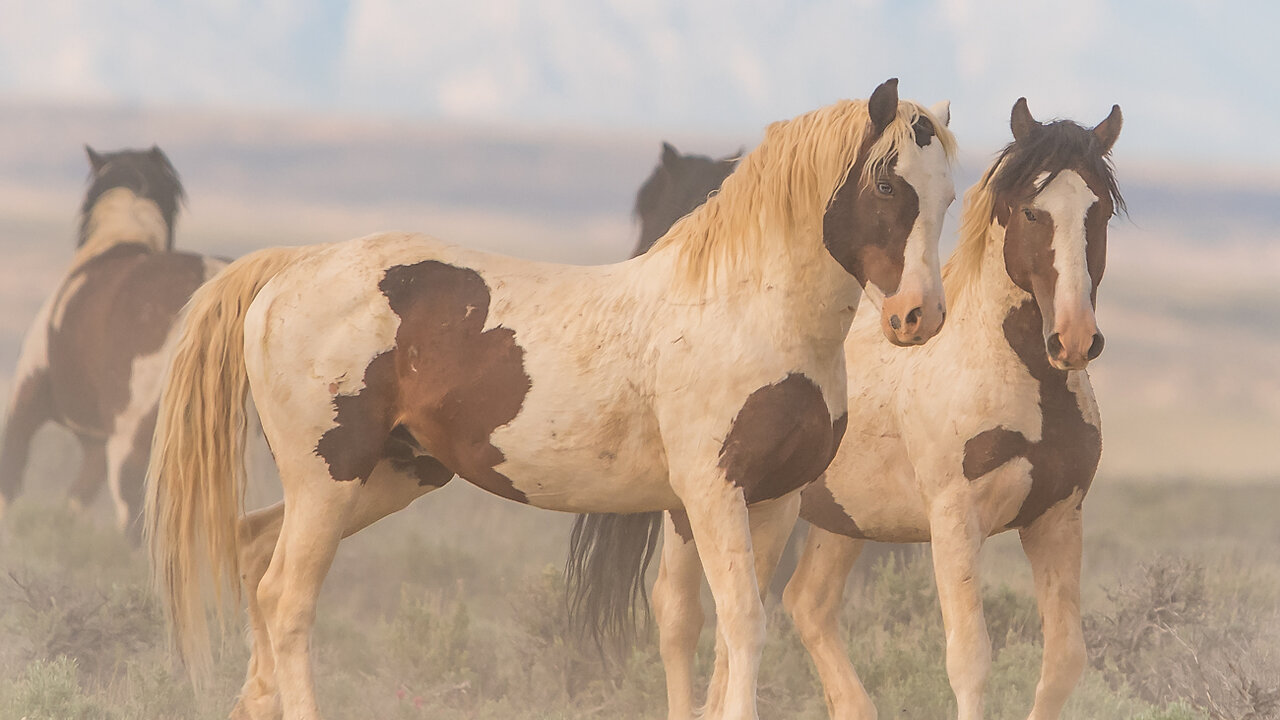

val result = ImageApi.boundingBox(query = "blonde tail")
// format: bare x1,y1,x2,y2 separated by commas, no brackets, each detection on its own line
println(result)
144,245,303,685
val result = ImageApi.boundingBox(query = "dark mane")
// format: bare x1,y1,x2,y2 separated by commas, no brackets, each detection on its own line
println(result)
984,120,1126,218
79,147,186,249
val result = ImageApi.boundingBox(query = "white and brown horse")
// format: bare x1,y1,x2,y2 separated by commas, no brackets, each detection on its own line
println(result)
145,79,955,720
647,99,1124,720
0,146,224,535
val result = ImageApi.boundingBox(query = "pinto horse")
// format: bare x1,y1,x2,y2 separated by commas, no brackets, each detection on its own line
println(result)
0,146,224,535
647,99,1124,720
144,78,955,720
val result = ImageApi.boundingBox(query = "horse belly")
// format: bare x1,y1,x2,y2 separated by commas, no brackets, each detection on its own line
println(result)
803,432,933,543
489,397,677,513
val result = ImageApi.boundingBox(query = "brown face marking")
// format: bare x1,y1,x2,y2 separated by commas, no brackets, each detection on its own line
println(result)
960,301,1101,527
799,476,867,539
718,374,842,505
668,509,694,545
1001,201,1058,301
823,153,919,294
46,246,209,434
316,260,530,501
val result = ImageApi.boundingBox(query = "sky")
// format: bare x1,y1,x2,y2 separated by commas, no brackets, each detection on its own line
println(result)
1,0,1277,167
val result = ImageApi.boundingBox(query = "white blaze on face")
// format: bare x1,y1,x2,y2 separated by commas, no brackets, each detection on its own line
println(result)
886,129,953,329
1031,170,1098,338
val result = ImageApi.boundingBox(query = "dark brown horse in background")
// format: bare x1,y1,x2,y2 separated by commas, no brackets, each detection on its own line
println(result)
0,146,224,536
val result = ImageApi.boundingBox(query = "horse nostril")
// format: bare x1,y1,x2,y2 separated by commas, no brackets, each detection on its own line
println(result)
1046,333,1064,359
889,314,901,330
1087,332,1105,360
904,307,922,328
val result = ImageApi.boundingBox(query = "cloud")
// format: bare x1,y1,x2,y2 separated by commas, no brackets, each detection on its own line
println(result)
0,0,1276,164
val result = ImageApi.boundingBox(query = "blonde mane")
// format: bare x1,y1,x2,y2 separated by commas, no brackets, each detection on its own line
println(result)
941,178,998,304
651,99,956,296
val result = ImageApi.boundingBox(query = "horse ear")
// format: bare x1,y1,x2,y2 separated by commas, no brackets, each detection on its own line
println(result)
661,142,680,166
1092,104,1122,154
929,100,951,127
85,145,105,172
1010,97,1037,143
868,78,899,135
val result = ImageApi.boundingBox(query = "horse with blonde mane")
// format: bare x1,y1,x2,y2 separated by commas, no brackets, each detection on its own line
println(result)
144,78,955,720
642,98,1123,720
0,146,224,536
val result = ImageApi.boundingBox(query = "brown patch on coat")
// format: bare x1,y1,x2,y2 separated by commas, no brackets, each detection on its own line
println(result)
385,426,454,488
798,477,867,539
961,301,1101,527
45,245,210,436
962,427,1030,481
668,509,694,545
315,261,530,502
315,353,399,483
823,153,920,294
718,374,841,505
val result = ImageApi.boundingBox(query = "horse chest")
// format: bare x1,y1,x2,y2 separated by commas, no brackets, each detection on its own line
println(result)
719,373,846,505
961,301,1102,528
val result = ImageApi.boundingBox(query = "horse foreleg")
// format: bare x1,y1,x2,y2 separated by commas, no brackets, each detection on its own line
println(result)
703,491,802,718
654,510,705,720
679,480,765,720
1019,492,1086,720
0,369,52,518
929,491,990,720
782,525,873,720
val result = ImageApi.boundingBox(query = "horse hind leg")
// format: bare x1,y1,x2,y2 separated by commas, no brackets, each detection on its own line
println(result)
66,435,107,516
783,525,874,720
1019,493,1086,720
234,454,450,720
0,368,52,519
653,510,705,720
254,455,358,720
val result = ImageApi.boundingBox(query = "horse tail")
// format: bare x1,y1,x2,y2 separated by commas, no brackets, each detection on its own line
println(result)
143,245,302,685
564,510,663,660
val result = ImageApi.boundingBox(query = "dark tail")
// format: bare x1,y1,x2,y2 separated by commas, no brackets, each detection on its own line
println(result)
564,511,663,660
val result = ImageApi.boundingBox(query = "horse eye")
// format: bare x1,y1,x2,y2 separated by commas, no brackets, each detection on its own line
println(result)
876,181,894,195
1023,208,1037,222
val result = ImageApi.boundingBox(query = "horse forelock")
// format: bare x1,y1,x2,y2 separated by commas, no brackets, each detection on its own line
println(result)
944,119,1124,304
652,99,955,297
79,149,186,249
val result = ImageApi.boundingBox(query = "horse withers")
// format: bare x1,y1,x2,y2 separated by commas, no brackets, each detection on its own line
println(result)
0,146,224,536
145,78,954,720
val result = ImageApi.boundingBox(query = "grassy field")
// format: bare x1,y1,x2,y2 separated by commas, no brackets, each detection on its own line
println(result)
1,425,1276,719
1,107,1278,719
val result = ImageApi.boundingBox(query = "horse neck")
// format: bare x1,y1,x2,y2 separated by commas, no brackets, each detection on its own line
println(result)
643,225,859,346
952,221,1041,355
73,188,170,268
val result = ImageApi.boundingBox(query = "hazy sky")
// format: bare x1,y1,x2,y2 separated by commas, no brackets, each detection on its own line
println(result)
1,0,1276,166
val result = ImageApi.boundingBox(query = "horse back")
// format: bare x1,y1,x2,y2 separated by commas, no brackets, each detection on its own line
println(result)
46,245,217,436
